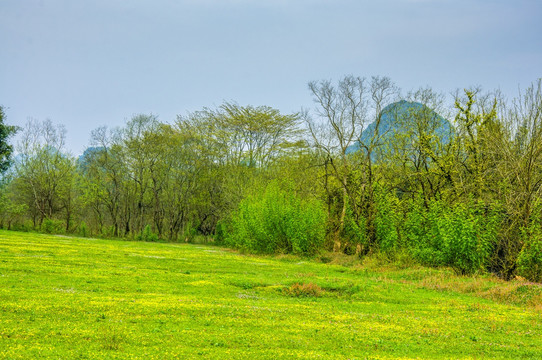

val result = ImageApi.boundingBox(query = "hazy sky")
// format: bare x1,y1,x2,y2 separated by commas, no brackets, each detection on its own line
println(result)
1,0,541,155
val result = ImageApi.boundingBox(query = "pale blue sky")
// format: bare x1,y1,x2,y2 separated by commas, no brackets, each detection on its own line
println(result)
1,0,541,155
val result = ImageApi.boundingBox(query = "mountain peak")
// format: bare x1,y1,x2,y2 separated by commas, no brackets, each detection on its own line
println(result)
346,100,452,155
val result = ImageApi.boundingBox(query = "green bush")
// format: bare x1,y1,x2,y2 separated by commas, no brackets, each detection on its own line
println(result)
341,202,367,255
11,219,35,232
225,181,326,255
405,199,499,275
100,225,115,239
42,218,65,235
214,220,227,244
138,225,158,242
78,222,89,237
403,199,431,262
517,220,542,282
440,202,499,275
374,185,401,256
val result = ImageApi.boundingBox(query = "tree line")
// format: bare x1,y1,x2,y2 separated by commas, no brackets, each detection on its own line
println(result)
1,76,541,282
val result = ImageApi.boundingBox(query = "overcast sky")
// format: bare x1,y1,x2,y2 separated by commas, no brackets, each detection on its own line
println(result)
1,0,541,155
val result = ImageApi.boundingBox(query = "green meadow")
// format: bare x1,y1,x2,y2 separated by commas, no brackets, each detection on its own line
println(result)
0,230,541,359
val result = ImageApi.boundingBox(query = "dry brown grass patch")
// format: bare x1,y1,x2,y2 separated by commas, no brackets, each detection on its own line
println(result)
283,282,323,298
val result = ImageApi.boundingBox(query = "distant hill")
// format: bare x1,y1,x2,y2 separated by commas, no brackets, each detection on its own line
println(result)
346,100,453,155
77,146,105,170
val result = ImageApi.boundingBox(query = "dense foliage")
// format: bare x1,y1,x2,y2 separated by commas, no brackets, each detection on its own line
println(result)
0,105,18,175
1,78,542,281
225,181,326,255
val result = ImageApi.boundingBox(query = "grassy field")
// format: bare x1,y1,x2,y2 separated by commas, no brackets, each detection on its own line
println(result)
0,230,541,359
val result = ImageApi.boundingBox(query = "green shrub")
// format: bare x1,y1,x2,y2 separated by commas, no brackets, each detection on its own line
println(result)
374,185,401,256
226,181,326,255
403,198,431,262
214,220,227,244
405,199,499,275
341,202,367,255
11,219,34,232
180,222,197,243
42,218,65,234
78,222,89,237
100,225,115,238
439,202,499,275
517,220,542,282
139,225,158,242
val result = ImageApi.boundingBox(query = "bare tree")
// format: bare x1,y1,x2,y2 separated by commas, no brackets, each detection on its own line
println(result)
493,79,542,278
305,75,399,251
